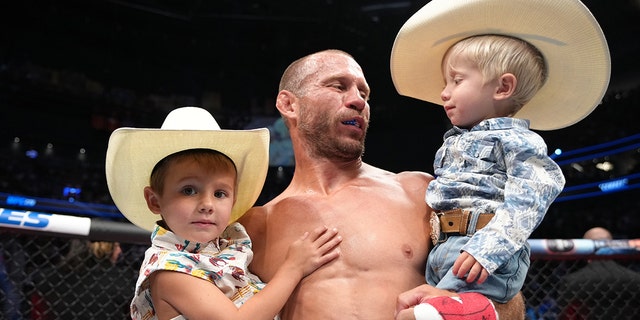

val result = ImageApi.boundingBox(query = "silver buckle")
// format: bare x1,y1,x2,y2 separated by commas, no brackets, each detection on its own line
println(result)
429,211,441,246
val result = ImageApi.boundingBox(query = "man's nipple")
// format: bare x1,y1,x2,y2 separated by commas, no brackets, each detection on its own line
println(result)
402,244,414,259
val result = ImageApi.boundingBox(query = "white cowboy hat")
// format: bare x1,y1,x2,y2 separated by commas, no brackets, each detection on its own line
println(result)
390,0,610,130
105,106,270,231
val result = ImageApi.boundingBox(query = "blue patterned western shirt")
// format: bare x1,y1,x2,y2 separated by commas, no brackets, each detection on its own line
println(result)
427,117,565,273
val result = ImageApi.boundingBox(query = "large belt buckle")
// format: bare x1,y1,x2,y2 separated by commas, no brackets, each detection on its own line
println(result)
429,211,441,246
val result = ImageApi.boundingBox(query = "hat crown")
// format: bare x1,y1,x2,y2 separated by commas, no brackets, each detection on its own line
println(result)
161,106,221,130
390,0,610,130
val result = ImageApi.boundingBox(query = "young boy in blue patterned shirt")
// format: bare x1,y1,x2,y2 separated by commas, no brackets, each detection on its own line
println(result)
391,0,610,318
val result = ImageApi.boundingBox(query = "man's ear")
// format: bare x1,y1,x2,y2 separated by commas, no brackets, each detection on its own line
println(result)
276,90,296,115
495,73,516,101
144,187,162,216
276,90,298,125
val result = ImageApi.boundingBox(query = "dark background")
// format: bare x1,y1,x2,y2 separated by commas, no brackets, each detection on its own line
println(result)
0,0,639,238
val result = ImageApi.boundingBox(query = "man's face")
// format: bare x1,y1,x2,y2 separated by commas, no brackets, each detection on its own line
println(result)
296,53,371,161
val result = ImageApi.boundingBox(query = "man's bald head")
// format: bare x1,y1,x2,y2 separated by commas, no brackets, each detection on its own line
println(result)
278,49,354,95
583,227,612,240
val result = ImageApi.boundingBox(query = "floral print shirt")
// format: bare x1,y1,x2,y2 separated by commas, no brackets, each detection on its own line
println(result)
131,222,265,320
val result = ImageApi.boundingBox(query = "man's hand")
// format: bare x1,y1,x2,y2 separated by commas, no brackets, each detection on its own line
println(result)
395,284,457,318
396,289,498,320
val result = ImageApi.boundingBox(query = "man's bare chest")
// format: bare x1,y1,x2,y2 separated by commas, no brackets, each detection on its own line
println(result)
270,190,429,268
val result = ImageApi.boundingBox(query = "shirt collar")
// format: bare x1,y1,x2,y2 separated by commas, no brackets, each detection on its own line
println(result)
151,224,222,253
444,117,530,138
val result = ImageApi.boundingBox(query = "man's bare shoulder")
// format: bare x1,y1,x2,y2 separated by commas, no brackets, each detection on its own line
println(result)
363,163,434,186
396,170,435,183
238,205,268,239
240,166,434,231
239,192,303,236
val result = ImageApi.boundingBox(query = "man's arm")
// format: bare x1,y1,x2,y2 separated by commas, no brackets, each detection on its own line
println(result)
238,207,268,276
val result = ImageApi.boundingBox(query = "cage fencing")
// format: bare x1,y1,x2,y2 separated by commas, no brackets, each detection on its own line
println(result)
1,212,639,320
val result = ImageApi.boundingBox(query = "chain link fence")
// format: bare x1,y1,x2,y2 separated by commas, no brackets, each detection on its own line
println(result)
1,229,146,320
2,226,639,320
524,257,640,319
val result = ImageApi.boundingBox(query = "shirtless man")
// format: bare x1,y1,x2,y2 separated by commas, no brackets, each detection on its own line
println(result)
240,49,524,319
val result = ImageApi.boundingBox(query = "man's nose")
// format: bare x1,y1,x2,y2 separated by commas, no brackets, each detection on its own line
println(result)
346,88,366,111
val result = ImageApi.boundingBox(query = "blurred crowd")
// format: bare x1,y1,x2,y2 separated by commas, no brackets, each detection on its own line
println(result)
1,59,638,239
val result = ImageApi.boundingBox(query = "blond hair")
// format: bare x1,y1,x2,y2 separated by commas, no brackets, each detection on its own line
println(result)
444,35,547,112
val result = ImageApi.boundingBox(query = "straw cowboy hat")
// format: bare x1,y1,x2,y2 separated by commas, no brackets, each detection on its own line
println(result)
105,106,270,231
390,0,611,130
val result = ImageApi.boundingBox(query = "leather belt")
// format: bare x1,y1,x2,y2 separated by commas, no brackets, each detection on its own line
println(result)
429,208,495,245
439,208,495,234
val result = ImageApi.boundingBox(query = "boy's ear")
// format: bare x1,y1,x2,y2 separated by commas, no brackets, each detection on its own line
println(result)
144,187,162,216
495,73,516,100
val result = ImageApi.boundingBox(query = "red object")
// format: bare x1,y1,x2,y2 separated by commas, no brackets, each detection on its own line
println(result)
425,292,497,320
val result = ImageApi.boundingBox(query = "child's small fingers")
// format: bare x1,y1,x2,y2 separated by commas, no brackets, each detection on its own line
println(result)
477,270,489,284
315,227,339,242
304,225,329,241
465,263,483,283
318,234,342,252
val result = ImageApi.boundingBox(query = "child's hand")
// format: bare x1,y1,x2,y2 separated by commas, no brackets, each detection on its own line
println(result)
452,251,488,284
284,226,342,277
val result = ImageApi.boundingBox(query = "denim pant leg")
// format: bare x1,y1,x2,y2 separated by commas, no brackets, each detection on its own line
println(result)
426,235,469,286
426,236,530,303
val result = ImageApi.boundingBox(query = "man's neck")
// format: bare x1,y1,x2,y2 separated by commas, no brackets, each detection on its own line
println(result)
287,157,365,196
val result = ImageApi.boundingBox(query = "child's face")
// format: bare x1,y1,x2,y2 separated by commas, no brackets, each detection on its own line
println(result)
146,158,236,243
440,55,503,129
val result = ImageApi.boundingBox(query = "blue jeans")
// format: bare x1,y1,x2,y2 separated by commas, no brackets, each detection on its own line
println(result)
426,235,530,303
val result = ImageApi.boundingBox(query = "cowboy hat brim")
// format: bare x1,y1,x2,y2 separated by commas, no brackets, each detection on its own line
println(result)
390,0,611,130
